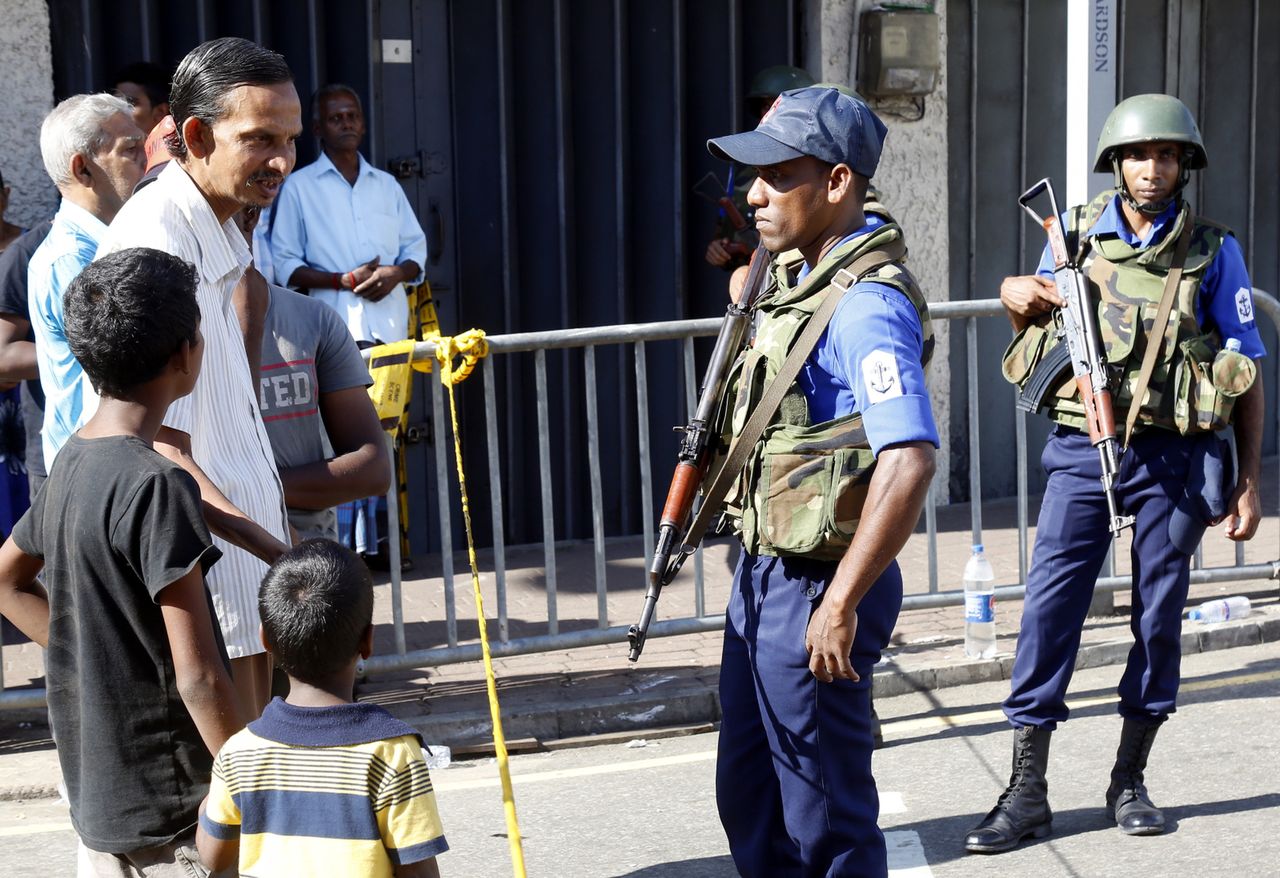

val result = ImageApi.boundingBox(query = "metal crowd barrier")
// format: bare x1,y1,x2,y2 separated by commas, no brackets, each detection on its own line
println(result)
2,294,1278,708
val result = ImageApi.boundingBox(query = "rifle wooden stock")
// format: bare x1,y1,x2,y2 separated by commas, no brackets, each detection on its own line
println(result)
660,462,701,530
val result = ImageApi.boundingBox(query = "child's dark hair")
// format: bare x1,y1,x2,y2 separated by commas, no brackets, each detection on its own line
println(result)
63,247,200,398
259,539,374,685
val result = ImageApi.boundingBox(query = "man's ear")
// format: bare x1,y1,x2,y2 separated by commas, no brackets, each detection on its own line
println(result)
827,163,854,204
69,153,92,187
182,116,214,160
259,623,274,655
358,623,374,660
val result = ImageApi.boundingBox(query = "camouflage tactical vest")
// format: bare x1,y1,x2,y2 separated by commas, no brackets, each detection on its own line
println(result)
719,222,933,560
1001,190,1256,434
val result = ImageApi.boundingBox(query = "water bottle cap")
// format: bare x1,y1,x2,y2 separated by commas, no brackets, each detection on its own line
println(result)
1225,338,1242,352
972,543,984,554
1188,609,1202,621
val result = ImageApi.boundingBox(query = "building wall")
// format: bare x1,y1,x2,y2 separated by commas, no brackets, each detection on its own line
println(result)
806,0,953,496
0,0,56,228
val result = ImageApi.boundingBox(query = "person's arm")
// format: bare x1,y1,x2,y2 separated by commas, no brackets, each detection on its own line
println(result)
154,426,289,564
353,260,419,303
0,313,37,384
278,386,392,509
231,267,269,386
0,538,48,647
396,859,441,878
999,274,1063,332
158,566,243,754
288,257,381,296
1225,370,1264,541
804,441,936,681
195,796,239,873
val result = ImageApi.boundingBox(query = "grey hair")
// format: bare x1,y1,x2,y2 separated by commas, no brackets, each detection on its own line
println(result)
39,93,133,189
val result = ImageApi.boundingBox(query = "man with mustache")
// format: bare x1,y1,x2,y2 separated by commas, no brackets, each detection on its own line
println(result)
965,94,1265,853
266,83,426,564
95,36,303,719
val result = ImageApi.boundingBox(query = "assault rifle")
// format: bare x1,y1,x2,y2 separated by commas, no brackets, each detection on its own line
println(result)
1017,178,1134,537
627,242,773,662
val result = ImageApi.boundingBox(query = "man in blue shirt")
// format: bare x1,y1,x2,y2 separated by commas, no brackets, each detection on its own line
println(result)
706,87,938,878
28,93,145,469
965,95,1265,854
268,84,427,345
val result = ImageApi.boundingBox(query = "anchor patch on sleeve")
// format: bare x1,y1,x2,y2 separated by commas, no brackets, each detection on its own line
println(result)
861,349,903,404
1235,287,1255,325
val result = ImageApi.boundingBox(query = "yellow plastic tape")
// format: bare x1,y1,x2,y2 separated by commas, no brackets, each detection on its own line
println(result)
434,332,526,878
365,339,418,433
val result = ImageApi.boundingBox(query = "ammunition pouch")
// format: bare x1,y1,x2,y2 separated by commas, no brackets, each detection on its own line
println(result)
738,413,876,561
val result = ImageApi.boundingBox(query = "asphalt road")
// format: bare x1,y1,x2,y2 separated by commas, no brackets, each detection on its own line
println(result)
2,640,1277,877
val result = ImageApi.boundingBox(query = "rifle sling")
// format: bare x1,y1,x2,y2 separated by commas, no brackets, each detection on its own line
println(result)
681,240,907,553
1121,208,1194,449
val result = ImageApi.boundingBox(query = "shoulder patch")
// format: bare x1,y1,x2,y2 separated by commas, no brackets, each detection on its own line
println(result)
861,349,903,404
1235,286,1255,325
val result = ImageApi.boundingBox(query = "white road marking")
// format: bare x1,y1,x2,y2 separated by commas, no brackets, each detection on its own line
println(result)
0,821,73,837
880,791,906,814
886,830,934,877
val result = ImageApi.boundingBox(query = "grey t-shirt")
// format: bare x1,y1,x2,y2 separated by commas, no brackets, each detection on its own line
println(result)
259,284,372,539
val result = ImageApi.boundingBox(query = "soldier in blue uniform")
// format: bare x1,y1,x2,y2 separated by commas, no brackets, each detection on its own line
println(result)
706,87,939,877
965,95,1266,854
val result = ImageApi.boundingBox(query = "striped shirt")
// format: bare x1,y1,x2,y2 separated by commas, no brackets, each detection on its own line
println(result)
95,162,289,657
201,698,448,877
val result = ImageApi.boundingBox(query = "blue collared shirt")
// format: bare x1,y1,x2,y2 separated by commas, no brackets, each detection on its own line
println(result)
268,151,428,343
1037,194,1265,358
28,200,104,468
793,219,940,457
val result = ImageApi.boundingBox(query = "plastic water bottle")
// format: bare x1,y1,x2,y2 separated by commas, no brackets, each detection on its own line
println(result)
1187,596,1251,623
964,544,996,658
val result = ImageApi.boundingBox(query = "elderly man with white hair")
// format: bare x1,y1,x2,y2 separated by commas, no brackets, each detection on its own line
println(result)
28,93,145,467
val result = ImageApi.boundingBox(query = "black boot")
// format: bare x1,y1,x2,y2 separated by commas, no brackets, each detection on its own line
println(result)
1105,718,1165,835
964,725,1054,854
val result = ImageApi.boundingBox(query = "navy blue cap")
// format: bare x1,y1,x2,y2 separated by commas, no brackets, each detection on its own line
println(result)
706,87,888,178
1168,434,1235,555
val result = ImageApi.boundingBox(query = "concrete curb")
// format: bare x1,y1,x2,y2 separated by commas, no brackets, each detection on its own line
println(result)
3,615,1275,800
403,614,1280,747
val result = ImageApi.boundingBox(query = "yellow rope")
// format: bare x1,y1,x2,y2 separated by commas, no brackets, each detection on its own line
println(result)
434,331,527,878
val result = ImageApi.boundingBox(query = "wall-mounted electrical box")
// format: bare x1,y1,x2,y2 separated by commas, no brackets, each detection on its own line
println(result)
858,9,941,98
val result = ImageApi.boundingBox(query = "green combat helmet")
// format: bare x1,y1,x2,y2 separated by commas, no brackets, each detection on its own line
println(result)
1093,93,1207,214
814,81,858,99
748,65,815,100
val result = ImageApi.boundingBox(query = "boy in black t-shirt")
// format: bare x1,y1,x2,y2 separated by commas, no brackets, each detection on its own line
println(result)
0,247,242,876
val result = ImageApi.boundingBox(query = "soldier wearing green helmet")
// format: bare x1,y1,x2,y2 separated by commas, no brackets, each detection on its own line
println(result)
965,94,1266,854
1094,93,1208,215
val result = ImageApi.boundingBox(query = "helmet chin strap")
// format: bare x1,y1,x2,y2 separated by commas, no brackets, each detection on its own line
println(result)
1111,155,1190,216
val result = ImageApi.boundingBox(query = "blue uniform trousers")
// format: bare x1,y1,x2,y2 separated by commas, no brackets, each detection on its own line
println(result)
1004,426,1195,729
717,551,903,878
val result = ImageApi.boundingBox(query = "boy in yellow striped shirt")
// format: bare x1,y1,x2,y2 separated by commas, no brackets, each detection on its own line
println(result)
196,539,447,876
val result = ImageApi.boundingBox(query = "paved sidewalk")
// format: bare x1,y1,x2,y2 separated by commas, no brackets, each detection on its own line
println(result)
3,462,1279,799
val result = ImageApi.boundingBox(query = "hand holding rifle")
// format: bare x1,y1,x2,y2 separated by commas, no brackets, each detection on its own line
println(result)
1018,178,1134,538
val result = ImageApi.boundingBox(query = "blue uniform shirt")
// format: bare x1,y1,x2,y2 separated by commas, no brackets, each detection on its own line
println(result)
1037,194,1265,359
794,220,939,457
